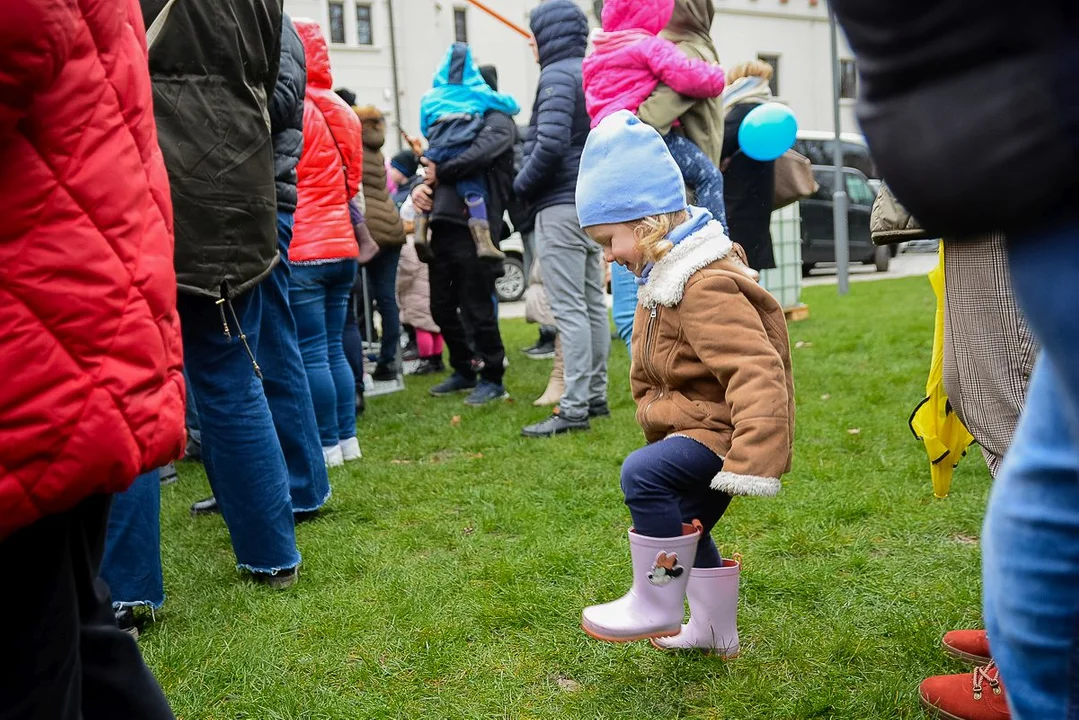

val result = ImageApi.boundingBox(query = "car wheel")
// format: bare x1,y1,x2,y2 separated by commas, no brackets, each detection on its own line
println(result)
873,245,891,273
495,255,526,303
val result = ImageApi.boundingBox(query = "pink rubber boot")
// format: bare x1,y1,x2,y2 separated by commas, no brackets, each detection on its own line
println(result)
581,522,702,642
651,558,740,656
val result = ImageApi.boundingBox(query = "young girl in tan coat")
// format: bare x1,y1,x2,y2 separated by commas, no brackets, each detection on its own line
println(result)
576,111,794,653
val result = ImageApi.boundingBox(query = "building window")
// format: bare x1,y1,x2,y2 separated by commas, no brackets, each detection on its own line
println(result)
356,3,373,45
454,7,468,43
328,1,346,44
757,53,780,97
839,59,858,99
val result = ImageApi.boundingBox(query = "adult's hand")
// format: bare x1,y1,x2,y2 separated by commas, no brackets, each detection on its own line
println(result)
411,183,434,213
422,158,439,187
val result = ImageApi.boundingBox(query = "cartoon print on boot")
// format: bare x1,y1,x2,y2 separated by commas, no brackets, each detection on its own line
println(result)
648,551,685,586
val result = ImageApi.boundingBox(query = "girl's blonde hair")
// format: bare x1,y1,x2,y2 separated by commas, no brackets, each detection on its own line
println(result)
632,210,688,264
727,59,775,84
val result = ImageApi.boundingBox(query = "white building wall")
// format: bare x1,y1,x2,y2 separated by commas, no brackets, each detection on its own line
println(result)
284,0,858,154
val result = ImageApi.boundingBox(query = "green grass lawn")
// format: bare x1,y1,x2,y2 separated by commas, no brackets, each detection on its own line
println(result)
147,276,990,719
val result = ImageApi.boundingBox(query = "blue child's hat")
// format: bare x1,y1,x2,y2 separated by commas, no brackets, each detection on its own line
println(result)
576,110,687,228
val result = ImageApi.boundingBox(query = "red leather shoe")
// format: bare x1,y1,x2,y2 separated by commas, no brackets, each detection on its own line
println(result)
919,663,1010,719
943,629,993,664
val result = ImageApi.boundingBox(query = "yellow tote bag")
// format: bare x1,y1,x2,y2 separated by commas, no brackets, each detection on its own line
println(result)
908,245,975,499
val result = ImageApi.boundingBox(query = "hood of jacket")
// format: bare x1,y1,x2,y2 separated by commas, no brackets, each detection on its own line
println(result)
433,42,487,89
601,0,673,35
295,17,333,90
530,0,588,67
356,105,386,150
664,0,716,54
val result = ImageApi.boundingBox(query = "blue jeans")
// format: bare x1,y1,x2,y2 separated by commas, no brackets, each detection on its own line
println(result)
179,289,300,574
363,245,402,366
664,134,729,234
258,213,330,512
984,216,1079,719
610,263,638,353
290,259,359,447
621,436,732,568
100,470,164,609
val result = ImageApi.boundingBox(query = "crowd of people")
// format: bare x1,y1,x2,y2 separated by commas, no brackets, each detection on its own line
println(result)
2,0,1075,718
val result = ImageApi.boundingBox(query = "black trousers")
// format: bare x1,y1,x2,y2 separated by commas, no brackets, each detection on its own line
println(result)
0,495,175,720
428,221,506,383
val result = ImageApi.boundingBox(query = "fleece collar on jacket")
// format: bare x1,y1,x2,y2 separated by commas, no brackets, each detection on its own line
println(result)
636,220,733,308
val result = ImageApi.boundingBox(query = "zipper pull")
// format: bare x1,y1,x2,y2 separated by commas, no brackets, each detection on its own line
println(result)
650,305,657,318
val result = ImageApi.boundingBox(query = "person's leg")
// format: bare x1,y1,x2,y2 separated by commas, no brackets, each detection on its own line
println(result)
416,328,437,358
459,175,504,260
258,213,330,512
100,471,164,610
452,225,506,386
583,239,611,408
290,265,339,449
535,205,593,420
370,246,402,370
610,262,638,354
941,235,1036,477
342,288,366,397
621,436,729,568
983,357,1079,719
664,134,729,234
180,290,300,574
325,260,359,443
429,225,476,382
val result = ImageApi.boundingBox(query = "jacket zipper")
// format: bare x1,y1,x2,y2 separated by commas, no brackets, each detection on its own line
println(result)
642,304,663,421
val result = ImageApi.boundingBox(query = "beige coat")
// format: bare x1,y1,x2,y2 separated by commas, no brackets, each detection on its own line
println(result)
630,221,795,497
355,105,406,248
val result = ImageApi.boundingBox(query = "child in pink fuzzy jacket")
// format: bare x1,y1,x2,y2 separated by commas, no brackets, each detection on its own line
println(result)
582,0,729,231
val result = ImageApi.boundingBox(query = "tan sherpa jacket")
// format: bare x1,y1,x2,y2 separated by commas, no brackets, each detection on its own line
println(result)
355,105,406,248
630,220,795,497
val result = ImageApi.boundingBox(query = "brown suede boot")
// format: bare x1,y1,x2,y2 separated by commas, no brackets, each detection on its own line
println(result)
414,213,433,263
468,218,505,260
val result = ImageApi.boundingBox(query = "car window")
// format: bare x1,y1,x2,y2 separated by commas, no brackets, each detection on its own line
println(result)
795,138,879,179
811,171,834,199
845,173,875,206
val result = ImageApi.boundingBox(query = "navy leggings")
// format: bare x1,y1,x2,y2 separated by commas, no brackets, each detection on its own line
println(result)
664,134,729,234
621,435,732,568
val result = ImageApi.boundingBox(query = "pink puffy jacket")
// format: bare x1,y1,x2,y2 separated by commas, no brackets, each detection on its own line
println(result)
582,0,725,128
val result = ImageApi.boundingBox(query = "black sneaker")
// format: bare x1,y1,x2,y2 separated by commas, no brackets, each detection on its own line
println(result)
522,339,556,360
464,381,509,406
115,606,139,639
588,400,611,418
409,357,445,376
521,412,590,438
402,340,420,362
251,567,298,590
190,496,219,517
430,373,478,397
372,363,398,382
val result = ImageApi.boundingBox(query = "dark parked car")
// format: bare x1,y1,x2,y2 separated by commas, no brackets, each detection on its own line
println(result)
800,166,891,275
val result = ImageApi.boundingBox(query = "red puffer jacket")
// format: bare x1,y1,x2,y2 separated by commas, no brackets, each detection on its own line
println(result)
291,19,364,263
0,0,186,539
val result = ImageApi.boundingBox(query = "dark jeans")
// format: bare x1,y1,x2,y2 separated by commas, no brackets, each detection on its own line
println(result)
621,436,732,568
344,288,365,393
290,259,358,446
0,495,175,720
179,289,300,573
429,222,505,383
259,213,330,511
664,134,729,234
362,246,402,366
100,470,163,609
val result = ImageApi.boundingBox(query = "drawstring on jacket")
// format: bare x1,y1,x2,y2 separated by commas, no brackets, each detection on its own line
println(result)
215,287,262,379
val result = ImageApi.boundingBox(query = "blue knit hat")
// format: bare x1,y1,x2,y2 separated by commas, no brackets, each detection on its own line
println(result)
576,110,687,228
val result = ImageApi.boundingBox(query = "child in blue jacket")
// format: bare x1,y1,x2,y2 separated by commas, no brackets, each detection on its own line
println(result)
416,43,520,261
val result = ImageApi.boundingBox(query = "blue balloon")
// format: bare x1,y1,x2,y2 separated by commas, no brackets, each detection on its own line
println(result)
737,102,798,161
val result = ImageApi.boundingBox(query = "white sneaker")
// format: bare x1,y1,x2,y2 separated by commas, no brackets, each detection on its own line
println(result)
323,444,344,468
340,436,362,462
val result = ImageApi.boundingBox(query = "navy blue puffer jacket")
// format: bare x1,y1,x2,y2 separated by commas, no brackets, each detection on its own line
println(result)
513,0,591,214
